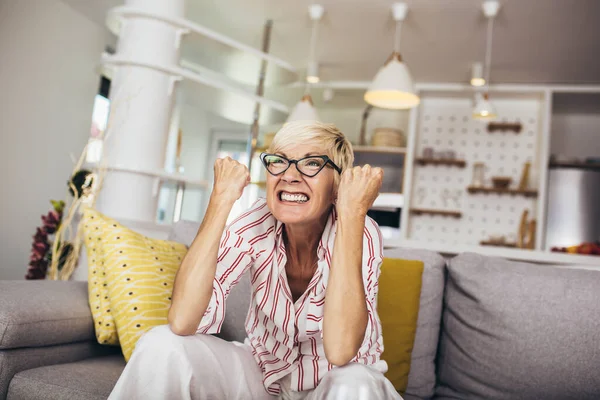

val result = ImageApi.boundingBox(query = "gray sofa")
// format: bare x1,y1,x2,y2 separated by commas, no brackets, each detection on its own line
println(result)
1,222,599,399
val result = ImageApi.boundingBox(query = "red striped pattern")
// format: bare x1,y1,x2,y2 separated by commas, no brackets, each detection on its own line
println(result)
196,198,384,395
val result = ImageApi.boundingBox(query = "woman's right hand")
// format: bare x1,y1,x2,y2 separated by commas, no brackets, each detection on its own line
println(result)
212,157,250,203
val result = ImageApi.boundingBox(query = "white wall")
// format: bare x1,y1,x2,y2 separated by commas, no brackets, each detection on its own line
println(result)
0,0,110,279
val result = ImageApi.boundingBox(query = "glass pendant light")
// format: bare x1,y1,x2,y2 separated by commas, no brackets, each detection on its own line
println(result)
473,0,500,121
305,5,323,84
472,92,497,120
286,94,319,122
286,5,323,123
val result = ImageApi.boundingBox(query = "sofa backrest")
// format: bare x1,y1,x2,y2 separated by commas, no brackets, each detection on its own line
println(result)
436,252,600,400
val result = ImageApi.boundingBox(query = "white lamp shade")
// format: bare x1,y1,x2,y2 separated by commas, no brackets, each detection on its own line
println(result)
364,53,420,110
286,94,320,122
472,92,497,120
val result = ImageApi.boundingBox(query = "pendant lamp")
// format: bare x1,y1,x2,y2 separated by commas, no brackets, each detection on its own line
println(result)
306,5,324,84
473,0,500,120
472,92,496,119
286,94,320,122
364,2,419,110
286,5,324,123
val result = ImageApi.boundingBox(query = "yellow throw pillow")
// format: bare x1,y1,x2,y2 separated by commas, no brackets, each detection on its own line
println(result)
83,210,119,346
378,258,424,393
82,208,188,361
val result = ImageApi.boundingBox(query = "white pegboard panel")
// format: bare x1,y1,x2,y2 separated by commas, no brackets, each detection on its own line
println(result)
407,96,543,246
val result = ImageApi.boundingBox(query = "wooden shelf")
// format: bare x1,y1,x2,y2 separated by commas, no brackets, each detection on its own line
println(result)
480,240,518,248
467,186,538,198
487,121,523,133
410,208,462,218
415,158,466,167
353,145,406,155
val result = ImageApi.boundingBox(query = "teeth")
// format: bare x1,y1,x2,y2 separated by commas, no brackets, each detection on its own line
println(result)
281,192,308,203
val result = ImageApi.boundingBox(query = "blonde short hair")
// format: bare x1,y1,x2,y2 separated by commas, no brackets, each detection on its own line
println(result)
268,120,354,184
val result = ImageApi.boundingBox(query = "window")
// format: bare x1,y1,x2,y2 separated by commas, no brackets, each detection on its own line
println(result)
86,76,111,164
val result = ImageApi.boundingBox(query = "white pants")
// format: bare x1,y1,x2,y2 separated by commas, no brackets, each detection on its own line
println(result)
108,325,402,400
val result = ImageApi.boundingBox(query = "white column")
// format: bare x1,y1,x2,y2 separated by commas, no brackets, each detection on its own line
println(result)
96,0,185,226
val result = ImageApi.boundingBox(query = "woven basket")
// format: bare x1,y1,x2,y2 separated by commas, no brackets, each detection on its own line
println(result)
371,127,406,147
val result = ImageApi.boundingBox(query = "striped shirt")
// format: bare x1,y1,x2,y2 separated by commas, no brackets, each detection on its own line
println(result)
197,198,386,395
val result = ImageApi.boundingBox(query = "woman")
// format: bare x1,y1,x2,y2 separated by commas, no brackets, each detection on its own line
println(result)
109,121,402,400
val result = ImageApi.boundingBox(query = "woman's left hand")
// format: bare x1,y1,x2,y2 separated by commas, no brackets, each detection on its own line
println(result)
336,165,383,217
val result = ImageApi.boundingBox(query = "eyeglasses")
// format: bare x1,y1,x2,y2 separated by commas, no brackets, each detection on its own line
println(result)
259,153,342,177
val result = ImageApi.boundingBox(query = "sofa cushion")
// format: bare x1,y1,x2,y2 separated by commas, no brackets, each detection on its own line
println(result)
378,258,424,393
0,280,94,350
436,252,600,400
7,355,125,400
82,208,188,361
168,220,251,343
383,247,446,399
0,341,119,400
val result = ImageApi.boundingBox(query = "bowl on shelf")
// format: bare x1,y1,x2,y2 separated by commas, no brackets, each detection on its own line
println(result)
488,235,506,243
491,176,512,189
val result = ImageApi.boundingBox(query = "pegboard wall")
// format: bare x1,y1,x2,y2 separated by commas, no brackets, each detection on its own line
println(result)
406,95,543,247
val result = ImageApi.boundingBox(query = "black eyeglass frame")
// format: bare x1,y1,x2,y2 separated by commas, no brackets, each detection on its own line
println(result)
259,152,342,177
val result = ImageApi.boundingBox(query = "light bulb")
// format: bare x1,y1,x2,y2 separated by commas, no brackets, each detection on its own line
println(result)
472,92,497,120
470,62,485,87
306,61,320,84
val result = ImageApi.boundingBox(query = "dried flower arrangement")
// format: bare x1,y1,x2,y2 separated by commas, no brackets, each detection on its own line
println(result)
25,200,71,279
25,169,95,280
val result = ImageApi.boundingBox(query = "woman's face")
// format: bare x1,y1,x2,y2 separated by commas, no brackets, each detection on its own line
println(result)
265,143,336,226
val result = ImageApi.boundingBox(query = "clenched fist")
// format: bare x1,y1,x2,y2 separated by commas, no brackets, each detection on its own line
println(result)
212,157,250,203
336,165,383,217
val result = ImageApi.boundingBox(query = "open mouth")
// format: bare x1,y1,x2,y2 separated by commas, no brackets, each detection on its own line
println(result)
278,190,310,204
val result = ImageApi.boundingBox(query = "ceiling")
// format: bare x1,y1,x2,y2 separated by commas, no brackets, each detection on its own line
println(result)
65,0,600,85
63,0,600,124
